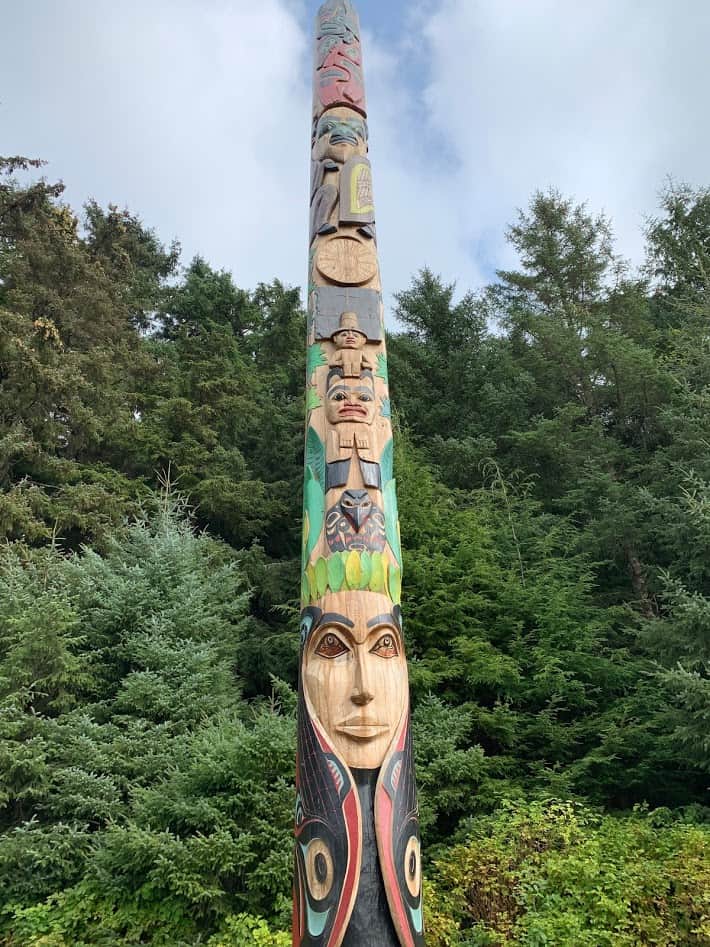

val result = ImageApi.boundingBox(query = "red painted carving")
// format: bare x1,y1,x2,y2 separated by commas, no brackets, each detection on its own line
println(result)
317,42,365,113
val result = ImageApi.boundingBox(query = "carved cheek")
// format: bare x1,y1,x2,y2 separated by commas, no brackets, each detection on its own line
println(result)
303,650,351,738
325,398,341,424
313,138,328,161
381,654,407,726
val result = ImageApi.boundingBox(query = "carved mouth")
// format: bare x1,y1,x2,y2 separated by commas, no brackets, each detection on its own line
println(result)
339,406,367,418
336,719,389,740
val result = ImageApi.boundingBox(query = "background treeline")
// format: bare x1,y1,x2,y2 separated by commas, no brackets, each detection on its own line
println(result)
1,155,709,945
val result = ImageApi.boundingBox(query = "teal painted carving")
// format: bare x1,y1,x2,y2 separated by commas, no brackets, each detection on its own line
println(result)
380,398,391,419
306,426,326,484
303,427,326,566
376,352,388,384
378,439,401,566
307,343,328,379
383,478,402,568
380,438,393,485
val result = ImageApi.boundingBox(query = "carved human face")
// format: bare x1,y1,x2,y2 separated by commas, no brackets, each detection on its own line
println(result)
333,329,366,350
313,107,368,164
326,372,375,425
303,593,407,770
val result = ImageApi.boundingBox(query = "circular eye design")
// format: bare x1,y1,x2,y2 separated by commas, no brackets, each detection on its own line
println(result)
371,633,399,659
404,836,421,899
358,391,373,402
306,839,334,901
316,633,350,659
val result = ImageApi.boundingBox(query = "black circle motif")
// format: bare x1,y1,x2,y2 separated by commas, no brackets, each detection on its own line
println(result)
315,852,328,884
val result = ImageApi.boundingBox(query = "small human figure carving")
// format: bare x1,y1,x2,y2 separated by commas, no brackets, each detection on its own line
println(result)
310,108,369,243
330,312,375,378
324,368,380,496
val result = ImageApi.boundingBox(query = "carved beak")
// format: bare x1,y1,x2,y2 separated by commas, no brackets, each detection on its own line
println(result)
341,490,371,531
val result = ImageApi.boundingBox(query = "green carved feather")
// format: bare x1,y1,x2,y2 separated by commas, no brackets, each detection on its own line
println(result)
327,552,346,593
380,438,393,486
303,428,326,568
305,427,326,486
376,352,389,384
359,551,372,589
370,552,386,593
307,387,323,412
304,468,325,564
307,343,327,379
388,563,402,605
383,478,402,568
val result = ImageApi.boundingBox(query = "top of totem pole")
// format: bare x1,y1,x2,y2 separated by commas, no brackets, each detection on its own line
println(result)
313,0,367,120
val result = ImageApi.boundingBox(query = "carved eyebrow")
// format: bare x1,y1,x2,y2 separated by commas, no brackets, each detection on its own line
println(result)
327,385,373,396
319,612,355,629
367,614,398,629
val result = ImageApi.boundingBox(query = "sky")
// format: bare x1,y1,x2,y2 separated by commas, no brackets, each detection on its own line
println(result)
2,0,709,318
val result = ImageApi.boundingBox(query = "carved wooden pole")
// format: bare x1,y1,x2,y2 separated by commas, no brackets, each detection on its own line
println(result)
294,3,424,945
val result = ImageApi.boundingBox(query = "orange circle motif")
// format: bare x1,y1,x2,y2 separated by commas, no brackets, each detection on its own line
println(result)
316,237,377,286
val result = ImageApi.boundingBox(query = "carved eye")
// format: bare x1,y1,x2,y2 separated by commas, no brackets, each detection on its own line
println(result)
404,836,422,899
316,633,350,659
331,391,347,402
371,633,399,658
358,391,373,402
305,839,334,901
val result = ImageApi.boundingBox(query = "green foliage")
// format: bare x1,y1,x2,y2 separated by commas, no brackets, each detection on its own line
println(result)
4,158,710,943
427,801,710,946
0,504,295,945
389,184,710,811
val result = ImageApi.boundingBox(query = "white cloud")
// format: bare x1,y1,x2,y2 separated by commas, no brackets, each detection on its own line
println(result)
420,0,710,273
1,0,708,320
359,28,488,316
1,0,310,288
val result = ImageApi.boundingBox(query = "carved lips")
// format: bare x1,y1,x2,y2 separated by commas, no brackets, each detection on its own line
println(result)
337,716,390,740
340,403,367,419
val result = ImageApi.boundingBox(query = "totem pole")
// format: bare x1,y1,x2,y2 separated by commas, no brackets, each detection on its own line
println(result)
294,3,424,946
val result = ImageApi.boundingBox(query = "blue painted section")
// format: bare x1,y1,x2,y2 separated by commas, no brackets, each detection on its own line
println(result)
409,902,424,934
307,902,331,937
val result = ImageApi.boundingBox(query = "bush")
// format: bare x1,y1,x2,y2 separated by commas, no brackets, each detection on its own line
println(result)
427,800,710,946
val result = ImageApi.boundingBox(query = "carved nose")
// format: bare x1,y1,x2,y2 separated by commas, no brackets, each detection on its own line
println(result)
352,650,374,705
351,687,374,706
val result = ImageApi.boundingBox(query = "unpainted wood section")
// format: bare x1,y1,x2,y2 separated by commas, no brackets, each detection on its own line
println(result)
302,590,407,771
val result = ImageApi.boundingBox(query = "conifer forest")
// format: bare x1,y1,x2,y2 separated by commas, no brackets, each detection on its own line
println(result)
1,157,710,945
